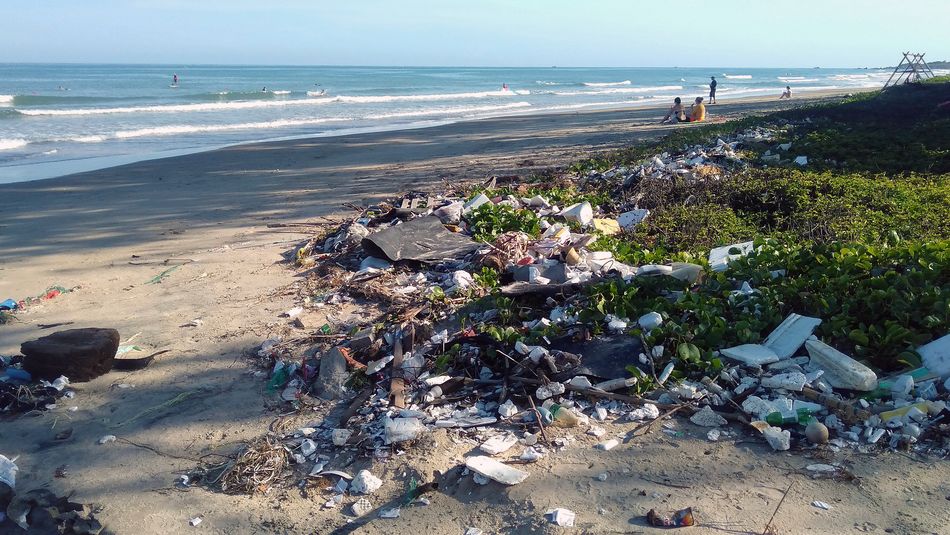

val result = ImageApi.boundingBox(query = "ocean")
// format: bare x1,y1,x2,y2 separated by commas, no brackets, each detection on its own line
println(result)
0,64,904,183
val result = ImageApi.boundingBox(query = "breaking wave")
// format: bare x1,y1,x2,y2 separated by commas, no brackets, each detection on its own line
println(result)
0,138,28,150
583,80,632,87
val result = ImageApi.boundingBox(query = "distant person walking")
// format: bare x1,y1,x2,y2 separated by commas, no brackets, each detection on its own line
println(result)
780,86,792,99
709,76,717,104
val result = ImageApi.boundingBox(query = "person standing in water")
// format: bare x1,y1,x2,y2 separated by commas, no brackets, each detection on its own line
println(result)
709,76,717,104
173,73,178,85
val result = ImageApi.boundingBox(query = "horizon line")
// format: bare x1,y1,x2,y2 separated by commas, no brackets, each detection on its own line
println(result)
0,61,897,70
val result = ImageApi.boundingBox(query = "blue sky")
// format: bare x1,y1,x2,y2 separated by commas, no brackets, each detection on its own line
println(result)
4,0,948,67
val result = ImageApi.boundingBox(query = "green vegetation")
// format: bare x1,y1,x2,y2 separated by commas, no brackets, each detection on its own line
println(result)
472,80,950,375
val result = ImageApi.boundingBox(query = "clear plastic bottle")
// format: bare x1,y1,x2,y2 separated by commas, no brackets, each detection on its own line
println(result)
549,404,580,428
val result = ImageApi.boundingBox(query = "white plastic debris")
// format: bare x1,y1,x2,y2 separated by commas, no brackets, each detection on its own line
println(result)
365,355,394,374
794,155,808,166
707,429,721,442
300,439,317,457
98,435,117,445
0,454,17,488
890,375,914,399
811,501,831,510
763,313,822,360
568,376,593,389
520,447,543,462
497,399,518,418
804,339,878,391
587,425,607,437
189,517,202,527
762,426,791,451
384,417,425,444
535,382,565,400
463,193,491,213
561,201,593,226
479,434,519,456
761,372,808,391
596,439,619,451
708,241,754,272
637,311,663,331
721,344,780,366
465,528,484,535
350,497,373,517
917,333,950,377
283,306,304,318
465,456,529,485
628,403,660,421
617,209,650,229
689,406,727,427
350,470,383,495
331,429,353,446
379,508,401,519
547,508,576,527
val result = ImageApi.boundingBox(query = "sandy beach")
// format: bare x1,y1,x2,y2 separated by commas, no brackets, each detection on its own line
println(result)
4,89,947,534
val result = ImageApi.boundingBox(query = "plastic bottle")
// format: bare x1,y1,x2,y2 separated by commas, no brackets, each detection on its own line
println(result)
765,408,814,426
549,404,580,428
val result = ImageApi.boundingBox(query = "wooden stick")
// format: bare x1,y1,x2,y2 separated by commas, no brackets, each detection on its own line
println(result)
762,481,794,535
390,331,406,409
527,396,550,445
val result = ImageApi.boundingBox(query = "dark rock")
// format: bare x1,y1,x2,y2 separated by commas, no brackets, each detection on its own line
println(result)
314,347,349,400
21,328,120,382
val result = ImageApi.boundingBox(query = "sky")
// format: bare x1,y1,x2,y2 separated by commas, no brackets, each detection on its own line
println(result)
3,0,948,67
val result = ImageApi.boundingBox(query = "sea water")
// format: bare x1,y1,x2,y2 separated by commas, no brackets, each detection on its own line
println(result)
0,64,911,183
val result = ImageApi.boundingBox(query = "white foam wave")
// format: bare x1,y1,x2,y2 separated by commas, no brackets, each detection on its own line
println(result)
0,138,28,150
583,80,632,87
512,89,531,95
778,77,819,82
332,89,515,104
553,85,682,96
18,98,337,116
366,102,531,120
307,90,328,97
112,117,342,139
535,80,563,86
0,95,13,106
723,74,753,79
42,149,59,155
271,90,291,95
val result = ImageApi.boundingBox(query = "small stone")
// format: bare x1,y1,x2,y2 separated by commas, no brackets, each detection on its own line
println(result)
497,399,518,418
535,382,565,400
805,421,829,444
707,429,721,442
350,470,383,495
637,311,663,331
596,439,619,451
98,435,116,445
332,429,353,446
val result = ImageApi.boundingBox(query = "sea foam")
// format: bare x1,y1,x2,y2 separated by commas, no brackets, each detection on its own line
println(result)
582,80,632,87
0,138,28,150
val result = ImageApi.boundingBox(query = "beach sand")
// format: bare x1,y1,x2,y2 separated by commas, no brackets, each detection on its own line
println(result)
3,89,946,534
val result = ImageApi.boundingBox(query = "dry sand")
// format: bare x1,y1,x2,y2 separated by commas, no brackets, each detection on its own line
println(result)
2,91,948,534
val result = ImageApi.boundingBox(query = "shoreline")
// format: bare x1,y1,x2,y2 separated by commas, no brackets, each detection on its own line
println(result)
0,87,864,184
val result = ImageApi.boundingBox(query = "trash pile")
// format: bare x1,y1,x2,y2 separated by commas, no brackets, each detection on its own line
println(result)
0,285,75,324
199,126,948,524
0,454,104,533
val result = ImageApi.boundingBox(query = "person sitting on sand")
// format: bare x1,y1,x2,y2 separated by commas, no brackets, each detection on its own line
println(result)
780,86,792,99
687,97,706,122
660,97,687,123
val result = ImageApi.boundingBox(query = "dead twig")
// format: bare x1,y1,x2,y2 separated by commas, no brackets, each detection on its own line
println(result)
762,481,794,535
526,396,550,445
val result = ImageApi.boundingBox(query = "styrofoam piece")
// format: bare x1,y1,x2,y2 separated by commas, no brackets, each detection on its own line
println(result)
479,434,519,456
689,406,727,427
917,333,950,377
350,497,373,517
536,382,565,400
350,470,383,494
547,508,576,527
498,400,518,418
0,454,17,488
708,241,754,272
805,339,878,390
794,155,808,166
761,372,807,391
617,209,650,229
721,344,780,366
638,311,663,331
763,426,791,451
763,313,822,360
465,456,529,485
596,439,619,451
561,202,593,226
463,193,491,213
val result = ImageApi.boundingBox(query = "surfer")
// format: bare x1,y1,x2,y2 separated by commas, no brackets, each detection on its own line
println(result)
502,83,509,91
173,73,178,85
